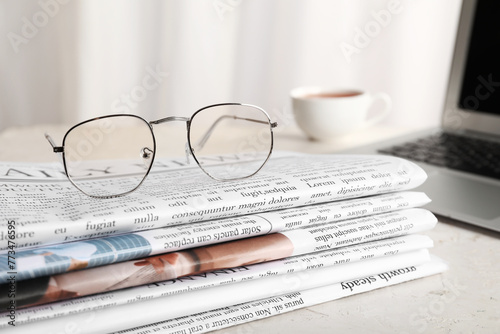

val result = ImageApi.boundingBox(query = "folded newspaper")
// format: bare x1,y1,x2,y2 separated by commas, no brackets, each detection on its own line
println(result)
1,252,448,333
0,208,436,309
0,151,446,333
115,256,448,334
0,152,427,252
0,234,434,327
1,191,430,283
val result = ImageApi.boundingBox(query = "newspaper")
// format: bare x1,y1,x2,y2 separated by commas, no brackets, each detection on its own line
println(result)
0,191,430,283
0,234,433,328
1,242,440,333
0,233,433,328
0,207,436,310
0,152,427,252
116,257,448,334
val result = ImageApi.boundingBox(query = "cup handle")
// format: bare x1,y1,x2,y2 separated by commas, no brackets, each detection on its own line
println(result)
364,92,392,128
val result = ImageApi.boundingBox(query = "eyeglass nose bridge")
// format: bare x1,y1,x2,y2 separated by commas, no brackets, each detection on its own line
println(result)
149,116,190,125
149,116,193,165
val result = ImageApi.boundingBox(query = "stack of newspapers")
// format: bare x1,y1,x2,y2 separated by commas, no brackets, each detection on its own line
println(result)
0,152,447,333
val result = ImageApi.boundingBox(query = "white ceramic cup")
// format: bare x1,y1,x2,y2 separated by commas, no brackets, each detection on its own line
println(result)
291,87,392,141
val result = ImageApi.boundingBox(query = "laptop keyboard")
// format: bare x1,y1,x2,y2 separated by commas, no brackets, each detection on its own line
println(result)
379,132,500,180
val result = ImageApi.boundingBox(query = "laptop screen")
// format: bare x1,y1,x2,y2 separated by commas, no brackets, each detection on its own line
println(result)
458,0,500,116
443,0,500,135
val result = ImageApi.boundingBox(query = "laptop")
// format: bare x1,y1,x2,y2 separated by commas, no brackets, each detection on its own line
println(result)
346,0,500,233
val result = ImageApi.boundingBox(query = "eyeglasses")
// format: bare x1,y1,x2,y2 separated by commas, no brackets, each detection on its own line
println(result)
45,103,277,198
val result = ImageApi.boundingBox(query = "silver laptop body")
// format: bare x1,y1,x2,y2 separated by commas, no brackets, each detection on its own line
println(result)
346,0,500,233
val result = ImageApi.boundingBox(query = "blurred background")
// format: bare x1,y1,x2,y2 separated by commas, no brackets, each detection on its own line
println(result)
0,0,461,133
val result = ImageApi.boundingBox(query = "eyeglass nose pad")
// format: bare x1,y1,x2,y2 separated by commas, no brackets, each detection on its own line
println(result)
184,142,192,165
141,147,154,167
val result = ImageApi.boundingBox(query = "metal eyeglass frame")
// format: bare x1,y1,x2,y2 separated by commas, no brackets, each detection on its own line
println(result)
45,103,278,198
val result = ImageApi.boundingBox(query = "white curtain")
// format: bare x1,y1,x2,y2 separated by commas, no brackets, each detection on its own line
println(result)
0,0,461,133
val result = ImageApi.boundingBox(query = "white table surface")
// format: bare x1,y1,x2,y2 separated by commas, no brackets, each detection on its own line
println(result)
1,124,498,333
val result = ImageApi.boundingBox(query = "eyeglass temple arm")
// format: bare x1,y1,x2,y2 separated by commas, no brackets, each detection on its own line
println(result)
44,133,64,153
193,115,277,151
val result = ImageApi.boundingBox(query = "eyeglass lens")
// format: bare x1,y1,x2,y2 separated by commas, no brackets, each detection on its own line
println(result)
188,104,273,181
63,115,155,198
